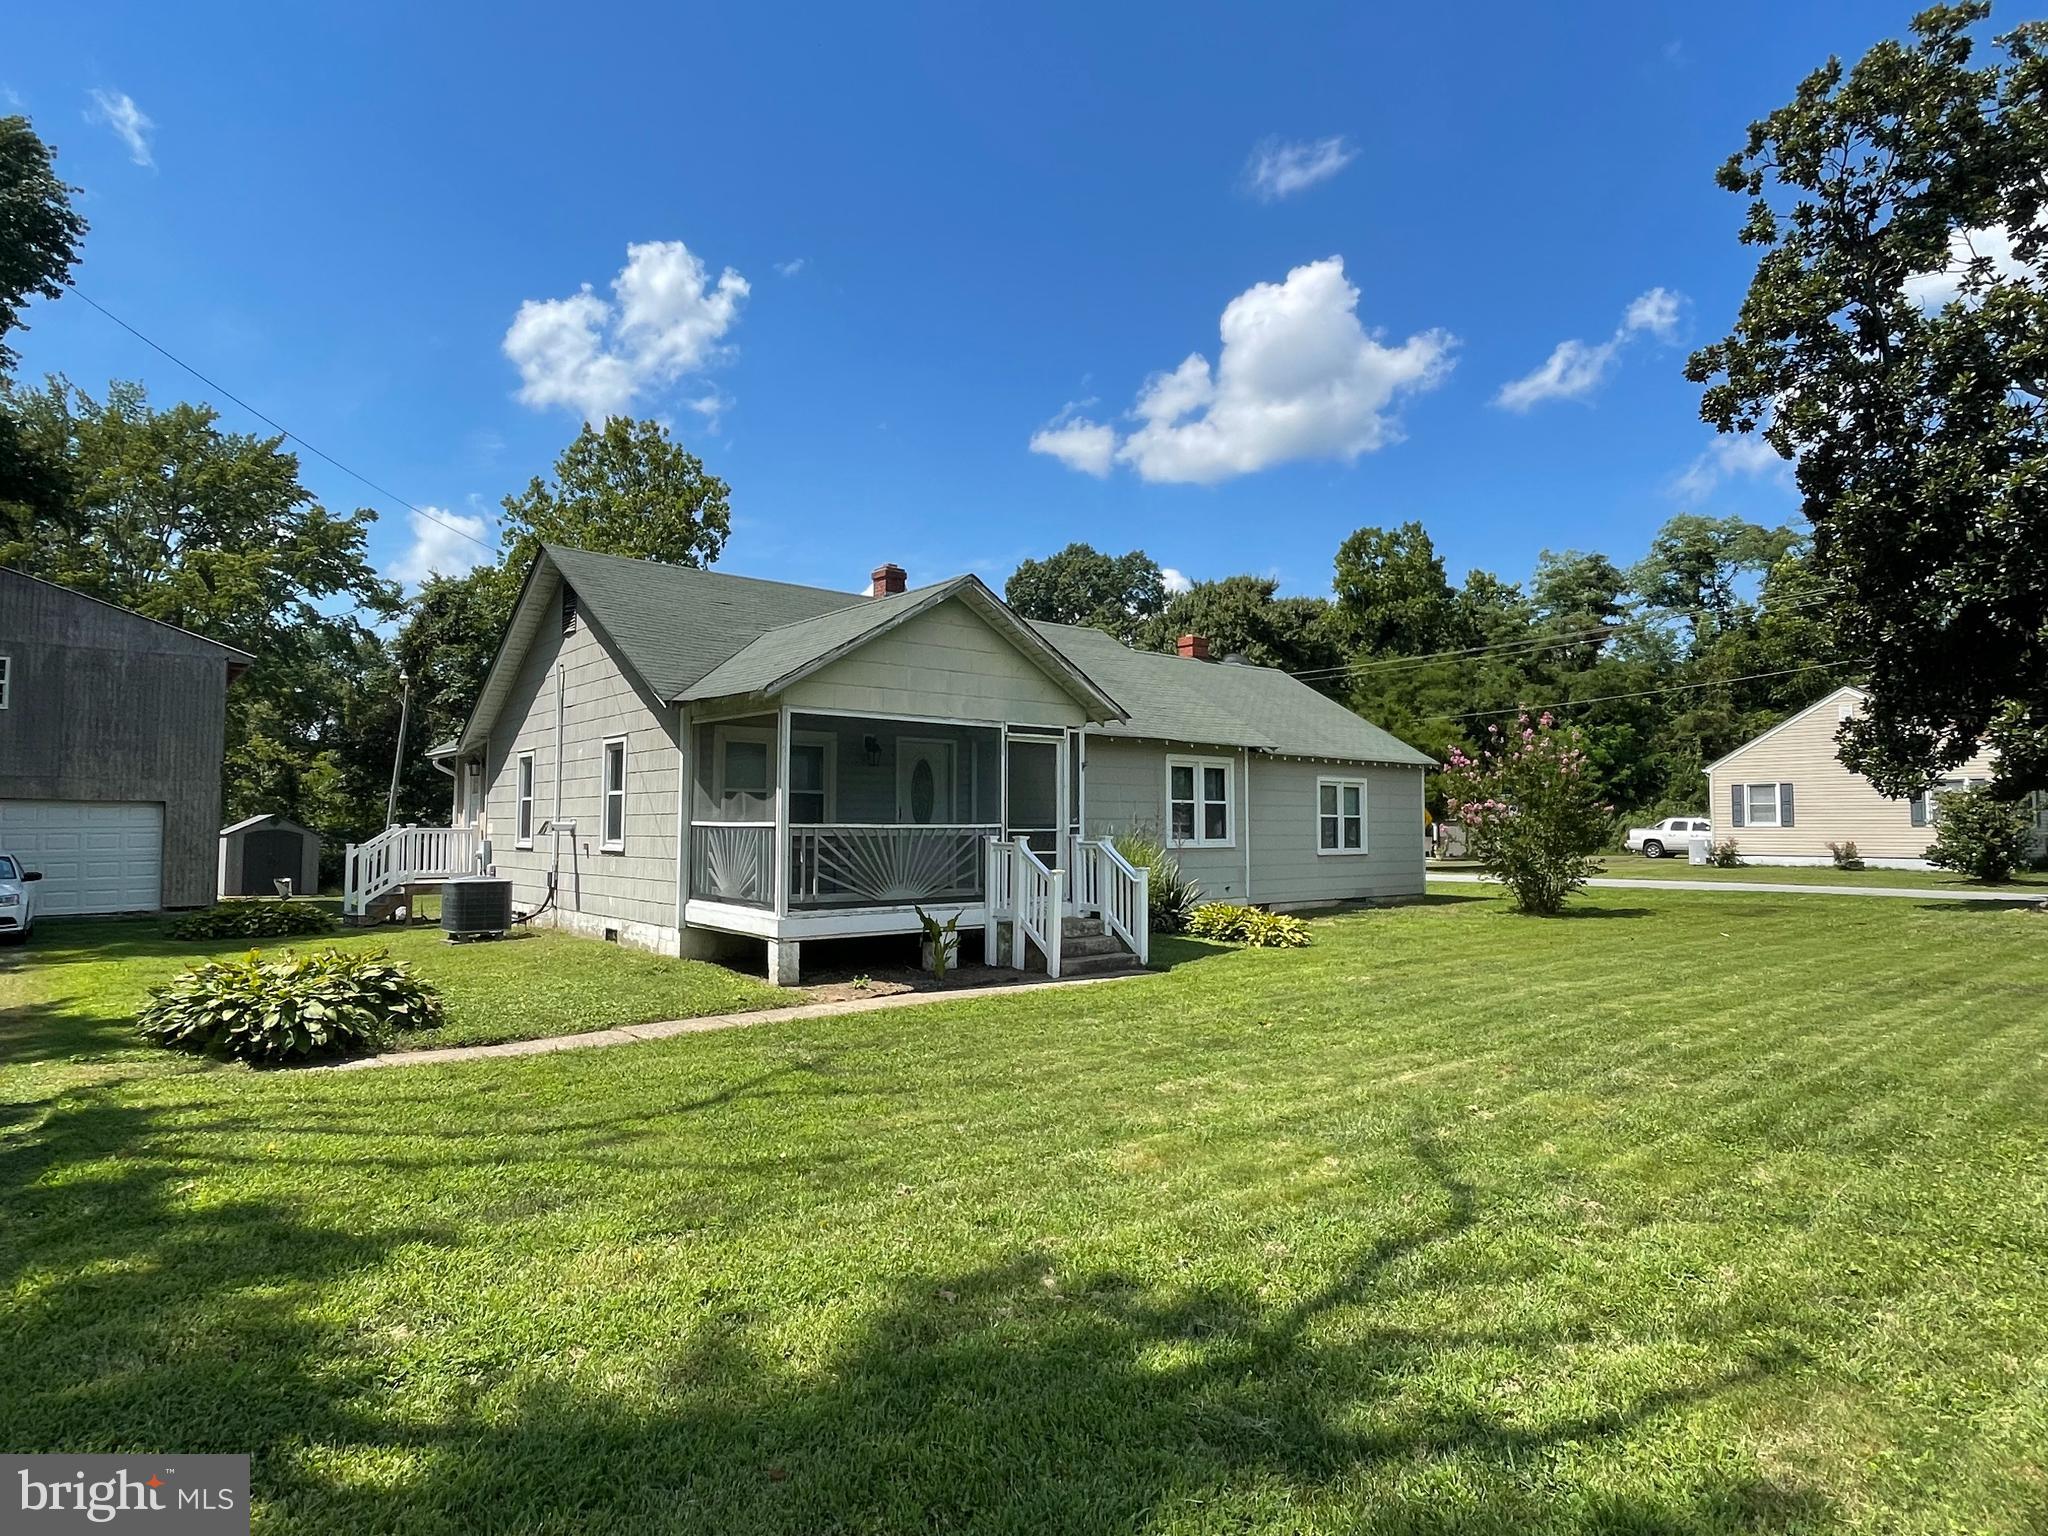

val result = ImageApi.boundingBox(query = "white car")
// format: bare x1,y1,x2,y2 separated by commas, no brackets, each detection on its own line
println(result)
0,852,46,943
1625,817,1712,859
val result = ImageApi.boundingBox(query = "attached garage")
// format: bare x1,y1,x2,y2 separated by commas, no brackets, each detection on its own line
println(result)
0,800,165,915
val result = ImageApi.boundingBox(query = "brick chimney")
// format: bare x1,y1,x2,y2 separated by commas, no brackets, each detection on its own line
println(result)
1176,633,1211,661
870,562,907,598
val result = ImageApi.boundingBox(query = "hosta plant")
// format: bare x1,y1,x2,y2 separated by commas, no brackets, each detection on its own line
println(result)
1188,902,1312,948
165,900,336,940
138,948,444,1064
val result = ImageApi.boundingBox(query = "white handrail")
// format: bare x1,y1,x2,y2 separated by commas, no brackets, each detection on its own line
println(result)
342,824,477,916
1087,838,1150,967
1009,839,1062,979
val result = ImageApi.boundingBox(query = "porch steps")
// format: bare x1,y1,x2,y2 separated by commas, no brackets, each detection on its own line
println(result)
1014,914,1145,978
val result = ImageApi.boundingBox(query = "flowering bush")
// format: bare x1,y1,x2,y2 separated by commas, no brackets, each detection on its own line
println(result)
1707,838,1745,868
1440,713,1609,916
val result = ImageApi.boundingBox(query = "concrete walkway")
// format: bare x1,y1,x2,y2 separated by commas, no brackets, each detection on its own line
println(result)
312,968,1145,1073
1429,871,2043,903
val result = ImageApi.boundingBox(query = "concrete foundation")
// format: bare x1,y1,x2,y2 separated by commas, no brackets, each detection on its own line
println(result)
766,938,802,987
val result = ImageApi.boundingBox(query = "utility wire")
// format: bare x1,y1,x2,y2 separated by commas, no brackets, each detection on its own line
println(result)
1419,659,1857,725
1284,585,1844,683
65,285,499,559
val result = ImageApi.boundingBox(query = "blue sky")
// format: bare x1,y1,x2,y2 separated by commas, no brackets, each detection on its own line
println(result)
8,1,1907,602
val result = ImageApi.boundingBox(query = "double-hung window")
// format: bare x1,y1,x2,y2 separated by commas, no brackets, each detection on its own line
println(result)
601,737,627,851
0,654,11,709
515,752,536,848
1911,776,1970,828
1318,777,1366,854
1167,756,1233,847
1731,781,1795,828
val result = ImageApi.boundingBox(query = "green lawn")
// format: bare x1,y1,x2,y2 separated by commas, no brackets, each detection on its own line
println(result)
1583,856,2048,892
5,911,794,1065
5,888,2047,1532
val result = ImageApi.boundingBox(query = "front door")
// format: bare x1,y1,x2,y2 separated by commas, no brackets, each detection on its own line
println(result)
897,738,957,824
1005,734,1063,865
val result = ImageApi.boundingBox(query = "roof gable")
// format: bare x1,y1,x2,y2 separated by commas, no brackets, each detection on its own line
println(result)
1702,685,1867,774
680,577,1121,716
2,565,254,664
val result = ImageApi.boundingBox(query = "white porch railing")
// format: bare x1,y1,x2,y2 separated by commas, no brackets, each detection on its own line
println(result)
690,821,776,907
1004,838,1062,978
790,823,998,908
1073,837,1150,966
342,824,477,917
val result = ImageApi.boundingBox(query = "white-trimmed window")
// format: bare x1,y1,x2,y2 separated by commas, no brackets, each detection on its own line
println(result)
1318,777,1367,855
515,752,536,848
1166,755,1233,847
1911,776,1972,828
0,654,10,709
601,737,627,850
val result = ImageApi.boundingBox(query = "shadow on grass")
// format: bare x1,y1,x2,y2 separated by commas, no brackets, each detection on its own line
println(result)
2,1104,1824,1534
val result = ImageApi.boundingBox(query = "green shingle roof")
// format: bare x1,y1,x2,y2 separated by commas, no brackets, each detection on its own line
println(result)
1031,620,1435,766
523,545,1430,768
548,545,863,700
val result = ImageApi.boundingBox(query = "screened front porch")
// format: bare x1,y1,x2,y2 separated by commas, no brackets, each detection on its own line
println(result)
686,711,1075,915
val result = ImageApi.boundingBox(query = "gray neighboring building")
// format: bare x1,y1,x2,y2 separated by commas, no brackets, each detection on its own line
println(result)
349,545,1431,983
0,566,250,913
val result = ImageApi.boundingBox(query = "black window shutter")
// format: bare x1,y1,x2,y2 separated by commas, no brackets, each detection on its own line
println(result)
1779,783,1795,827
1729,783,1745,828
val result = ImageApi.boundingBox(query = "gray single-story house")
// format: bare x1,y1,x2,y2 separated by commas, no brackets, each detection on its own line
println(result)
350,545,1430,982
0,566,250,914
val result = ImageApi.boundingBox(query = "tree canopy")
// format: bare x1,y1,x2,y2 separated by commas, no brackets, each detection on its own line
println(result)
1687,1,2048,795
1003,543,1167,644
500,416,732,570
0,116,85,370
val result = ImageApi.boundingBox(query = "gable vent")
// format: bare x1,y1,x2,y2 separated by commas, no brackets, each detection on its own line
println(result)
562,584,579,635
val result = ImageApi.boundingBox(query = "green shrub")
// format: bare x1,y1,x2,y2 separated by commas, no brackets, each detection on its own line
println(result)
1111,830,1201,934
138,948,443,1064
165,900,336,941
1441,714,1609,915
1188,902,1312,948
1926,786,2032,883
1707,838,1745,869
1826,840,1865,871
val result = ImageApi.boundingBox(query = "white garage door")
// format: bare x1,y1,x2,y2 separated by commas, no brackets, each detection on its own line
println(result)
0,801,165,915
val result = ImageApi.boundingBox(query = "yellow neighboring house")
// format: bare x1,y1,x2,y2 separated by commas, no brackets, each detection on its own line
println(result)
1704,685,2048,870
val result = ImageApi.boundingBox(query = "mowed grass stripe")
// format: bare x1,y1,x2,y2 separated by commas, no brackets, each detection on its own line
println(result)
3,885,2045,1532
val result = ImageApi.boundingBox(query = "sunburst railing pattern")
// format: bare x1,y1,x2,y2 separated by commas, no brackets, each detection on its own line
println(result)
790,824,999,907
689,822,774,906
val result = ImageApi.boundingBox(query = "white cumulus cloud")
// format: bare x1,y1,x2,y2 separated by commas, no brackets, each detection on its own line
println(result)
1902,224,2030,308
1245,136,1355,201
504,240,748,422
392,506,494,587
1160,566,1194,594
1674,434,1788,500
1028,406,1117,476
1495,285,1683,411
1033,257,1452,486
87,88,154,167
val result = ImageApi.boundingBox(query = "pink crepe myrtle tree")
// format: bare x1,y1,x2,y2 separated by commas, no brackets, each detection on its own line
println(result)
1440,712,1611,915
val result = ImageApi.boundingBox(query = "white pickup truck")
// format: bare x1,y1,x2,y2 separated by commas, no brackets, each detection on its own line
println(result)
1625,817,1712,859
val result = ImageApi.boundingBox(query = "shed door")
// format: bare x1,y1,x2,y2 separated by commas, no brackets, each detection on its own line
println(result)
241,827,301,895
0,800,164,914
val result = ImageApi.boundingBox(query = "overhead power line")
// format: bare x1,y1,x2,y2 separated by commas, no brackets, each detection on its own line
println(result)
1283,585,1845,684
1419,659,1857,725
64,286,499,559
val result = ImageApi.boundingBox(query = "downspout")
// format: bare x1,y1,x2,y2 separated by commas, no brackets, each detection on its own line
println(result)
555,662,568,911
1242,747,1253,903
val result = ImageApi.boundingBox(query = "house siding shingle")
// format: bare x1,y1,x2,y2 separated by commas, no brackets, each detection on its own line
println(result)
481,611,680,934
